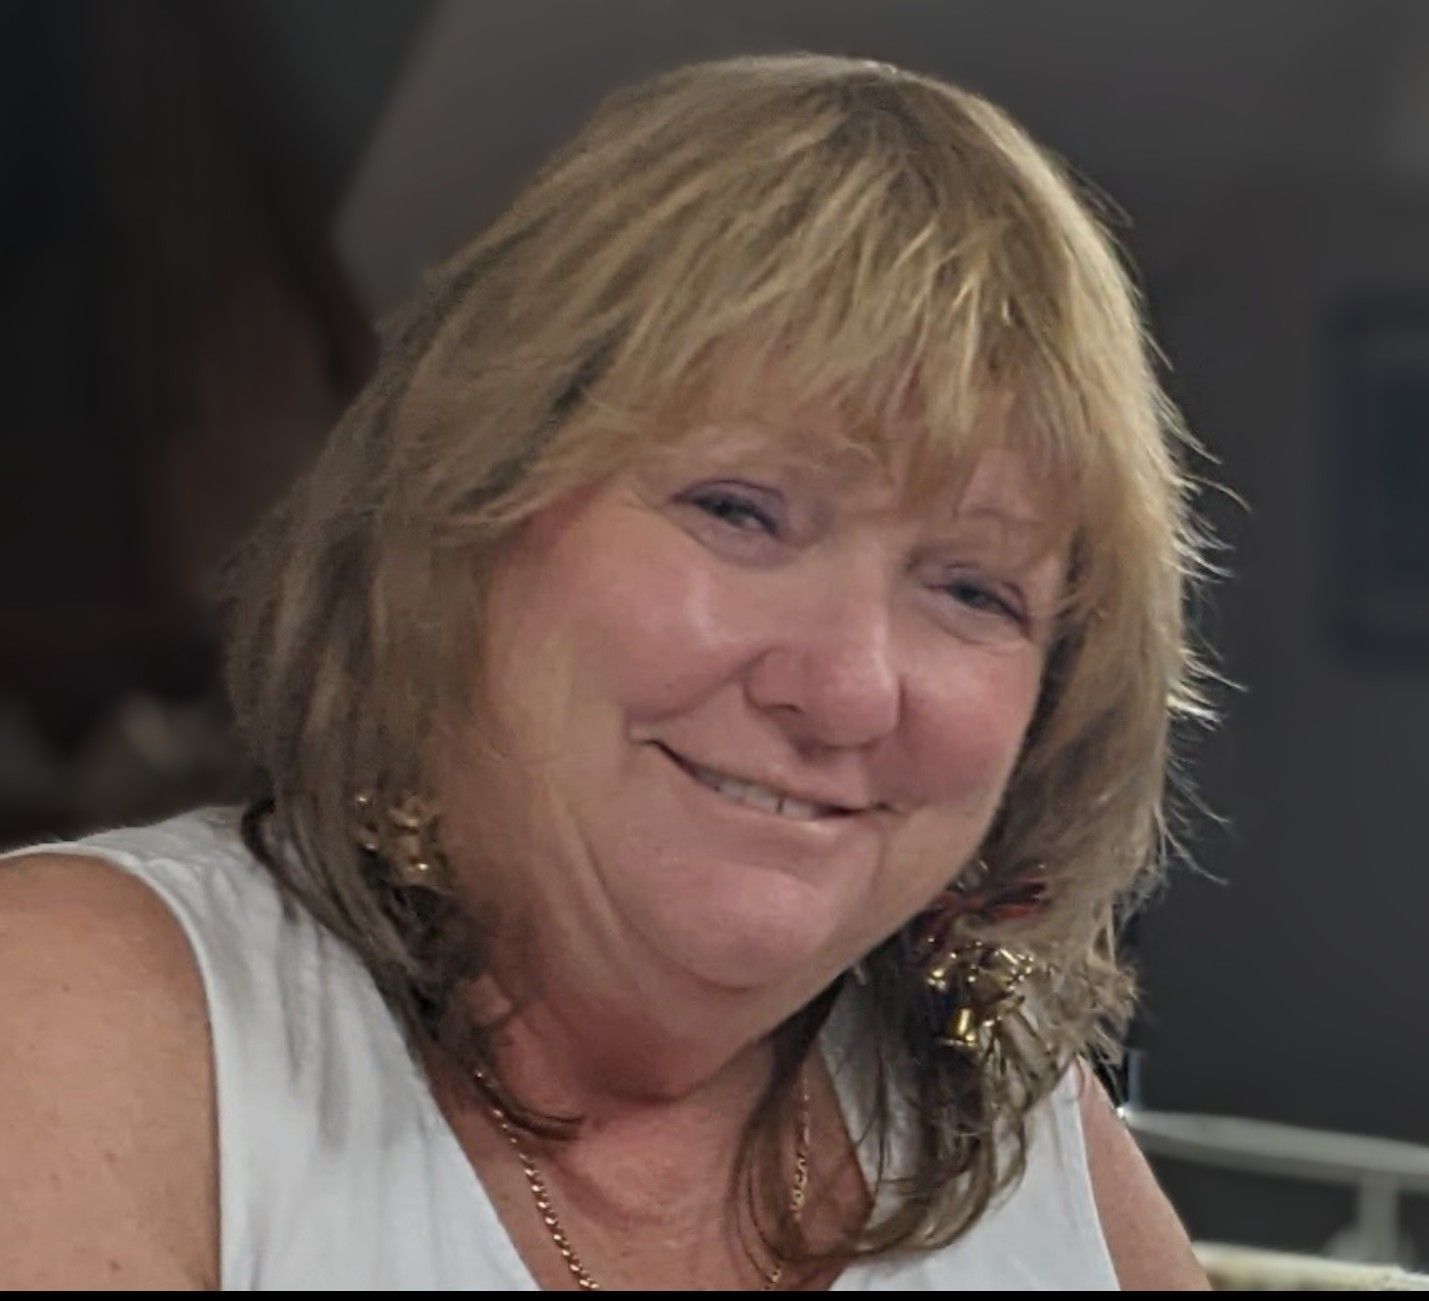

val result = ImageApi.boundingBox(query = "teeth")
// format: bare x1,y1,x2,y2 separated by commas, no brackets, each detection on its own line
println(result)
688,763,833,821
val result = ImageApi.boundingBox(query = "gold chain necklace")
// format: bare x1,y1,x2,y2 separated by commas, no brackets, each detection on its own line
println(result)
473,1067,812,1291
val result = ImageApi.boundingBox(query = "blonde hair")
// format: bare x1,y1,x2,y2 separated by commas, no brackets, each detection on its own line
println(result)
224,52,1215,1269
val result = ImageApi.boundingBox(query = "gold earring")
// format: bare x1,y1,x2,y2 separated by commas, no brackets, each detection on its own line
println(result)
352,791,449,889
914,860,1049,1060
925,940,1040,1057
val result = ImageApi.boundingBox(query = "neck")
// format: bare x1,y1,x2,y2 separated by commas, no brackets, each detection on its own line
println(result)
450,947,809,1228
420,967,866,1291
471,966,774,1108
419,900,859,1251
478,914,821,1098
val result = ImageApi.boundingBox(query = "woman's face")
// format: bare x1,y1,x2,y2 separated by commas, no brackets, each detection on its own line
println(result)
453,387,1064,1037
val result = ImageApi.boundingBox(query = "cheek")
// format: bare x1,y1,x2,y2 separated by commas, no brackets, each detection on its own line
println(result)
551,531,757,726
901,649,1045,808
871,659,1042,919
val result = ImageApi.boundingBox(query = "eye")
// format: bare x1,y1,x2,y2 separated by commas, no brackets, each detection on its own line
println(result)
683,487,781,537
938,575,1026,626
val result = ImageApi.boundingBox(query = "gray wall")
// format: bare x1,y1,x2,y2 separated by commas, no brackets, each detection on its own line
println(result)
1140,171,1429,1135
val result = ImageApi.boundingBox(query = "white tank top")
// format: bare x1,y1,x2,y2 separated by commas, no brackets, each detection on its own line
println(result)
6,808,1119,1290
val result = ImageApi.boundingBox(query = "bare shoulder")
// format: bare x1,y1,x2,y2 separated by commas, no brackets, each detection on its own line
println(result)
0,852,218,1289
1075,1064,1211,1291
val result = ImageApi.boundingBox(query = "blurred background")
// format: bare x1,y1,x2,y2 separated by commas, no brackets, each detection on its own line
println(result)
4,0,1428,1273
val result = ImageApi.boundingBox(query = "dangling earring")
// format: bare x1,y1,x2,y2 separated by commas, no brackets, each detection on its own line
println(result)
913,859,1050,1061
924,940,1039,1057
352,791,450,889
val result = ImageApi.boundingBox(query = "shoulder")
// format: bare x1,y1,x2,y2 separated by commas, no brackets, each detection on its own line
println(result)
1074,1063,1210,1291
0,851,218,1288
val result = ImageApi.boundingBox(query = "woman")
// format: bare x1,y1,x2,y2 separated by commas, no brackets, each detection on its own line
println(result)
1,54,1212,1289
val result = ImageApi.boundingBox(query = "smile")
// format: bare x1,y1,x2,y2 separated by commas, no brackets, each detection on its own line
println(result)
657,746,858,822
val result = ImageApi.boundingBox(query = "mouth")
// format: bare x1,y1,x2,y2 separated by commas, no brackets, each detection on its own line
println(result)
654,744,872,823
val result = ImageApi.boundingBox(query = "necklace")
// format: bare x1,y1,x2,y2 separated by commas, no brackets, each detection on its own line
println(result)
473,1067,812,1291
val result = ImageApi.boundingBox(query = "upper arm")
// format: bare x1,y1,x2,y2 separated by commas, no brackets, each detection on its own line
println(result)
1077,1065,1210,1291
0,852,218,1289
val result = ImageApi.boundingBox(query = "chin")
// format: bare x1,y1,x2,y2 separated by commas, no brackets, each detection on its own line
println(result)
627,868,848,995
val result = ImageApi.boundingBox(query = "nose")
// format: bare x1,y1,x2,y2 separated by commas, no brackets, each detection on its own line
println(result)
744,570,903,750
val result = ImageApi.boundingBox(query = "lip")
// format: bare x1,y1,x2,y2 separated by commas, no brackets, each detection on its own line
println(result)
653,743,881,819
